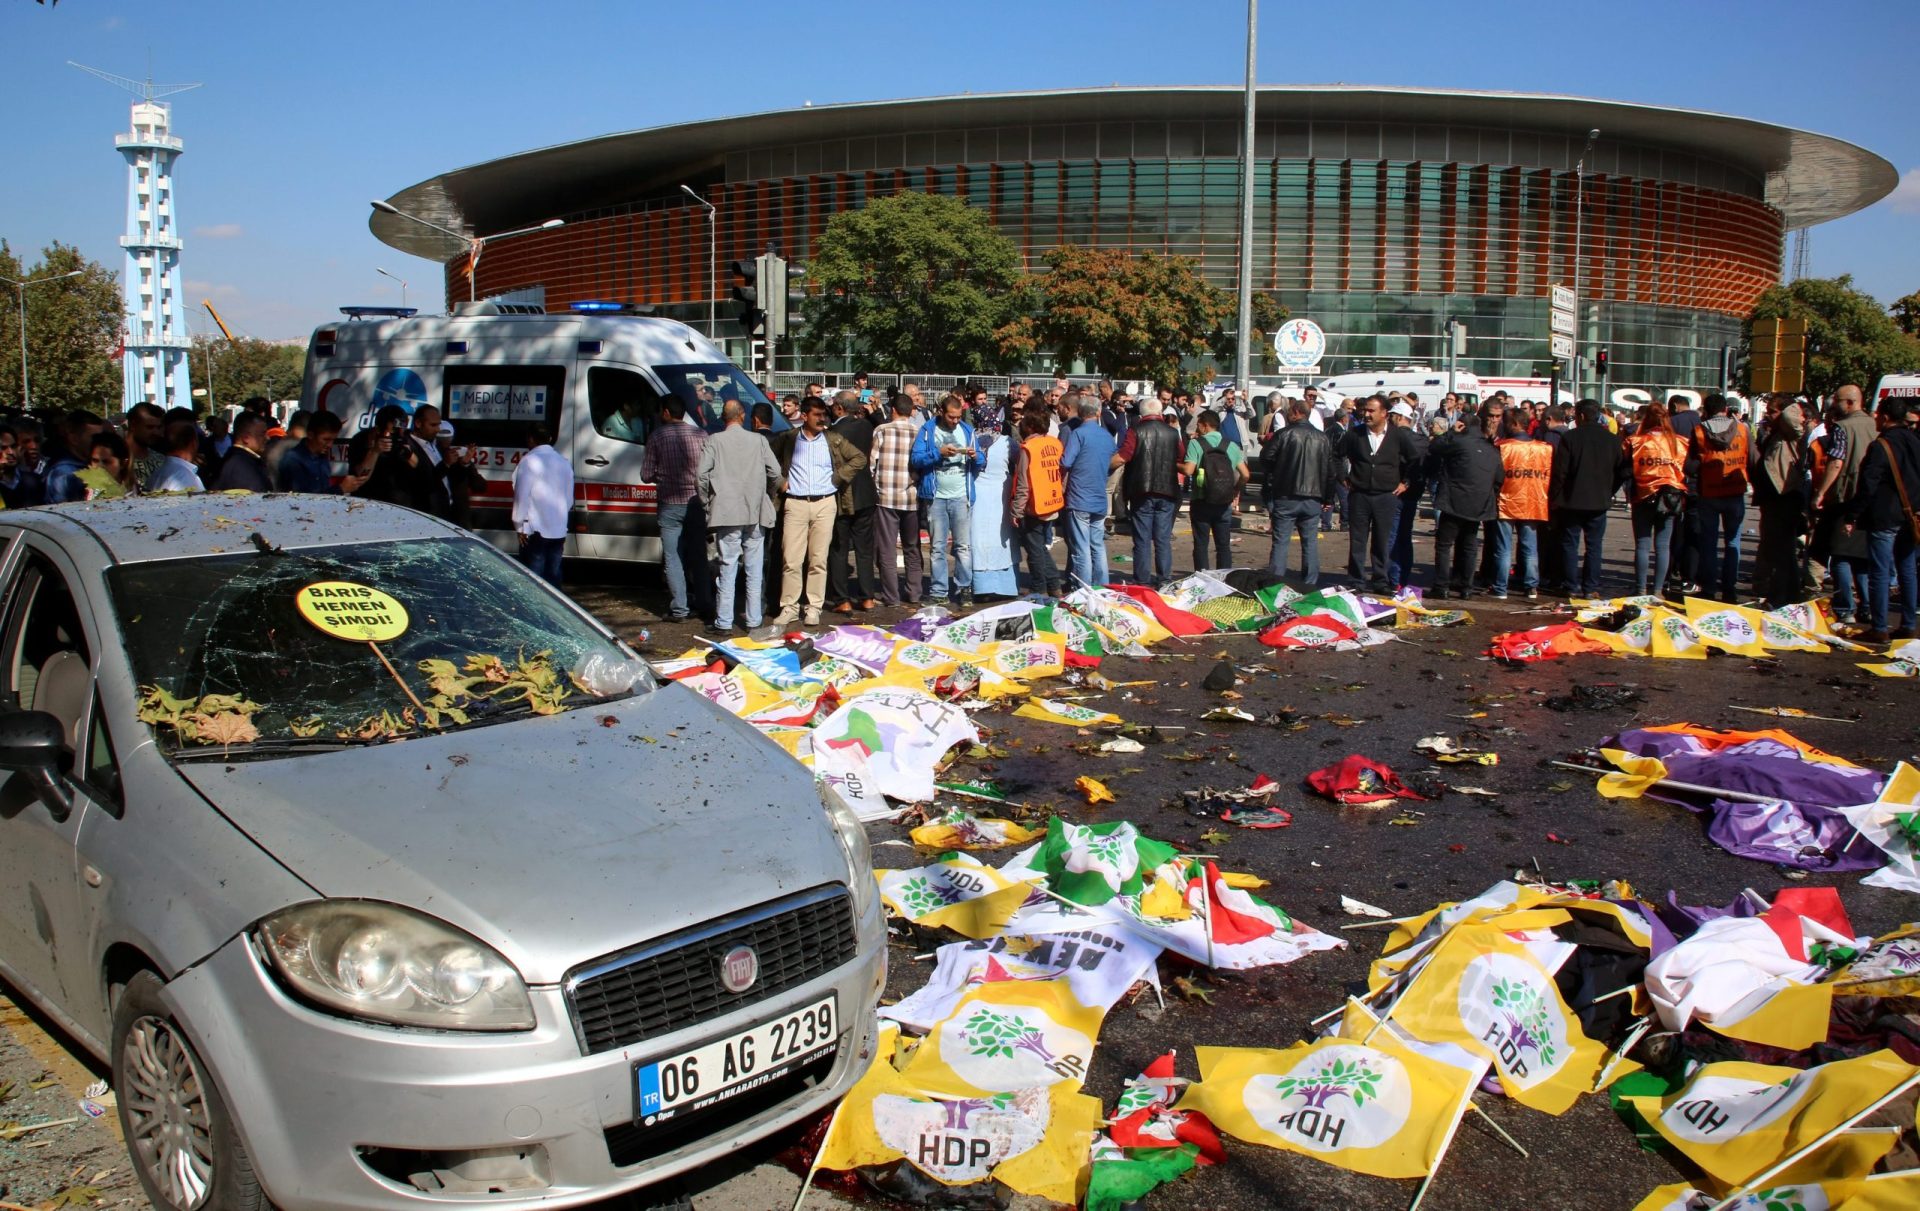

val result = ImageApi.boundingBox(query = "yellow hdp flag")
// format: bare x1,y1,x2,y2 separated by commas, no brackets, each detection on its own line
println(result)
1681,598,1774,657
899,979,1105,1098
980,637,1066,680
1625,1050,1919,1188
1014,698,1122,727
1636,1172,1920,1210
1378,881,1556,960
1648,607,1711,659
1708,980,1834,1051
909,814,1040,852
876,855,1037,939
1176,1038,1475,1179
1598,750,1669,798
818,1029,1101,1206
1383,922,1607,1114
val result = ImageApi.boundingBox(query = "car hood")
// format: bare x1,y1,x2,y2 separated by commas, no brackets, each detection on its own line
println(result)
176,687,849,985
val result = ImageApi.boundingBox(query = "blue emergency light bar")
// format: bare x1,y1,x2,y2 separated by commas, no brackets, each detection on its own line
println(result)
339,306,419,319
570,300,628,313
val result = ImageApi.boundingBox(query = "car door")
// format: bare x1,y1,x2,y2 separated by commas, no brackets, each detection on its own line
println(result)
0,537,103,1013
575,362,667,562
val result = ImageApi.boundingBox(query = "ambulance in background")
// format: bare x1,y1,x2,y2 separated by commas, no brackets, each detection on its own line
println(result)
1477,376,1576,407
1874,372,1920,408
299,300,780,564
1313,367,1484,412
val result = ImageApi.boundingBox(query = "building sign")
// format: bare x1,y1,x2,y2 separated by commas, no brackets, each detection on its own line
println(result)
1551,334,1575,359
1550,285,1577,314
1274,319,1327,370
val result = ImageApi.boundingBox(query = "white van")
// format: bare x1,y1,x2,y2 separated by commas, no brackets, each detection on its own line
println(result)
299,302,783,564
1874,372,1920,408
1313,366,1482,411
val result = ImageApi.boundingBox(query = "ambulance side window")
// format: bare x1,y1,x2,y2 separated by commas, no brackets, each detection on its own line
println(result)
590,368,667,446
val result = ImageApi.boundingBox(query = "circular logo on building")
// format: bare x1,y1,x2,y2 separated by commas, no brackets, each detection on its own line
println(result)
1274,319,1327,369
719,945,759,994
371,368,428,417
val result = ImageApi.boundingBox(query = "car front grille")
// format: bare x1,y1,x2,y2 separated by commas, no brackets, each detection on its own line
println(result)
565,885,858,1056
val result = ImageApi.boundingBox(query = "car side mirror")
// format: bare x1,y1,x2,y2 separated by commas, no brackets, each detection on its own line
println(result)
0,710,74,822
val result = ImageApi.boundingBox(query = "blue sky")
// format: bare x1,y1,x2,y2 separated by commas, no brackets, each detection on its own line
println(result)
4,0,1915,339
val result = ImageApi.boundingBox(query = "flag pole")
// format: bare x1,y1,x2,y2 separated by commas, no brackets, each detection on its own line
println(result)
1406,1061,1485,1211
1704,1071,1920,1211
789,1097,848,1211
1591,1015,1654,1093
1466,1102,1529,1158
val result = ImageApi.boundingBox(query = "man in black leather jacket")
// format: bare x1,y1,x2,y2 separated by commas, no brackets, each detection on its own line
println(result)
1259,398,1339,586
1427,404,1506,598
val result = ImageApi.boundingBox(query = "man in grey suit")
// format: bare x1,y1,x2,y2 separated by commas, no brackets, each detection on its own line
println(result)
697,399,781,634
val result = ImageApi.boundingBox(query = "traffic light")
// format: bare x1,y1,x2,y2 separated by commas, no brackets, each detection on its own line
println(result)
730,258,763,336
1596,349,1609,379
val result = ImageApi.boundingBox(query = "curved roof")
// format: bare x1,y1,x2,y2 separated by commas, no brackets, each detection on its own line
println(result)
371,85,1896,257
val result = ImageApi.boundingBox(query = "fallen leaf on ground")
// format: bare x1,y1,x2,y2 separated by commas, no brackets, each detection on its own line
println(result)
1388,814,1422,826
1173,976,1215,1005
1075,776,1116,805
1199,828,1230,846
1450,785,1499,796
1547,781,1575,793
1448,843,1468,853
1098,737,1145,754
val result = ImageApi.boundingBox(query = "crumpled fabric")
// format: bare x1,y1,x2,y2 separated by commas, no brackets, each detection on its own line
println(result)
1304,755,1425,805
1485,621,1613,661
1602,726,1888,872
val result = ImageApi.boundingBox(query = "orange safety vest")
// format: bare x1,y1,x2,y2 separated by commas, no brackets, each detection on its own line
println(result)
1496,438,1553,522
1023,434,1065,515
1694,424,1750,498
1624,432,1687,502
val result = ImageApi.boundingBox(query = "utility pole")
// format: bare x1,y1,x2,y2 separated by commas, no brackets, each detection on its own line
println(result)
1232,0,1258,397
1571,127,1599,403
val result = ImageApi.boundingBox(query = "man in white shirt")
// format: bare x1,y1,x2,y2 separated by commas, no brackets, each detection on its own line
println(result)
512,424,573,588
148,420,205,493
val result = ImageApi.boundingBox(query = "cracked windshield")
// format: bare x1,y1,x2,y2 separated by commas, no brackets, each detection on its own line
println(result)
108,538,648,752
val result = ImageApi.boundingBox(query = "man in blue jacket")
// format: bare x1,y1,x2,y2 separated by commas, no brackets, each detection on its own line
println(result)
909,394,985,605
1061,396,1118,589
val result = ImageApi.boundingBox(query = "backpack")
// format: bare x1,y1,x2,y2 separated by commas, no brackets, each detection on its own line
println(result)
1198,438,1237,508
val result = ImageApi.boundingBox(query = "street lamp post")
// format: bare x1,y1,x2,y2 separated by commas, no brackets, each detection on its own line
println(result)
680,185,718,340
1572,127,1599,402
369,201,564,302
1,269,85,411
375,267,409,309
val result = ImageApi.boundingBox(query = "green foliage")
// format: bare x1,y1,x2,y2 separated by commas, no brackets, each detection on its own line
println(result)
800,190,1034,374
1030,245,1284,388
193,333,305,409
0,240,123,416
1890,291,1920,337
1746,276,1920,396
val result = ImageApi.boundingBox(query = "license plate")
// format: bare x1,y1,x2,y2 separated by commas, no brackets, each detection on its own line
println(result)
634,996,837,1127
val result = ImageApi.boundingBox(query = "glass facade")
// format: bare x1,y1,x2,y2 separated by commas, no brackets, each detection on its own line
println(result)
457,119,1784,393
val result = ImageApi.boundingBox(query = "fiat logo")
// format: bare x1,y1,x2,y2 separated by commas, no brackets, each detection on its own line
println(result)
719,946,758,994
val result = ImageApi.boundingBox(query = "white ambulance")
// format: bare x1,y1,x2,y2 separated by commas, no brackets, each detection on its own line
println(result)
1313,366,1484,412
1874,372,1920,408
299,301,783,564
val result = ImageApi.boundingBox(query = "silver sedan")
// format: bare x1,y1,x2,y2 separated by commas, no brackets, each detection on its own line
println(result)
0,494,883,1211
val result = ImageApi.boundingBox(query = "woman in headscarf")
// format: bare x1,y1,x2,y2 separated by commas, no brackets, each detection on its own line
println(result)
1752,396,1810,608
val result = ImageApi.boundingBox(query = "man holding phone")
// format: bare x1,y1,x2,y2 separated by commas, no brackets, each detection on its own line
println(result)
909,394,983,605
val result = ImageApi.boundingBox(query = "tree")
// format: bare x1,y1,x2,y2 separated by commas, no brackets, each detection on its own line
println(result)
1891,291,1920,338
191,334,305,410
1746,275,1920,397
0,241,123,417
799,190,1033,374
1211,291,1290,375
1030,246,1285,389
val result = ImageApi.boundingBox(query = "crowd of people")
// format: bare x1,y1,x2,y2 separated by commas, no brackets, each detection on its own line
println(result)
7,373,1914,644
659,372,1920,647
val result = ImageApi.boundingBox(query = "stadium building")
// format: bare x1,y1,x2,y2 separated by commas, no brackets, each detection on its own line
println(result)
369,86,1896,393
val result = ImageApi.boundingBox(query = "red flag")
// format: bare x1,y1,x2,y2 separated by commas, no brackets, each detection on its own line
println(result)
1106,584,1214,636
1306,755,1425,805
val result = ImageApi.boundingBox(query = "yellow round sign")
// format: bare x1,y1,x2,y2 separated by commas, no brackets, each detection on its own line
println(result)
295,581,410,643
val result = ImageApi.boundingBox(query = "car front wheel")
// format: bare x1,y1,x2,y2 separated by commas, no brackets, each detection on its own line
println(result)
112,970,268,1211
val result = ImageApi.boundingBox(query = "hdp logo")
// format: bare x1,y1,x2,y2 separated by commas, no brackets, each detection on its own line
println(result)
942,1004,1091,1090
1461,953,1569,1086
1246,1044,1412,1153
371,368,428,416
873,1089,1048,1182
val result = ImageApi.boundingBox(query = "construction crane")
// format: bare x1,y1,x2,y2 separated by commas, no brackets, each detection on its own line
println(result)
202,299,235,342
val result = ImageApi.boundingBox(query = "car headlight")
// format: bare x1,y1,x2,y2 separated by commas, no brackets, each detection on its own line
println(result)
256,901,535,1031
819,778,877,923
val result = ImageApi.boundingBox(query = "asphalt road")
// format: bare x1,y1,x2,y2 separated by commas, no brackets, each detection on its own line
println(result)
5,501,1914,1211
